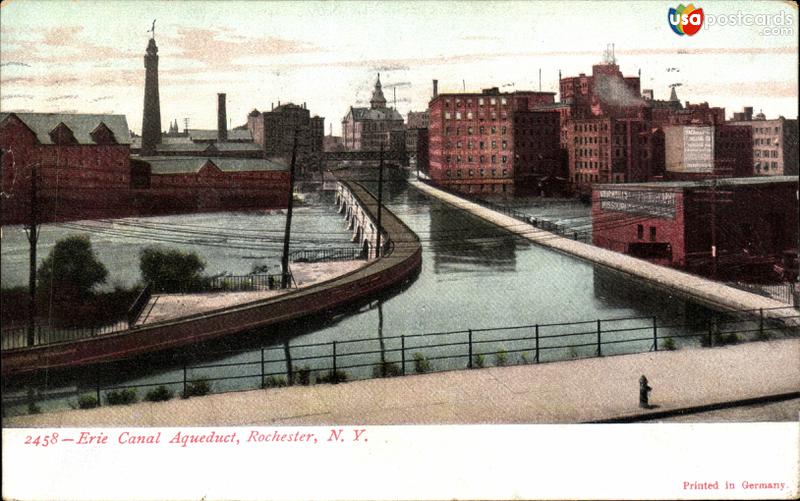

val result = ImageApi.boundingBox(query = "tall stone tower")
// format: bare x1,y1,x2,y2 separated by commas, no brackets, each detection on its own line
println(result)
141,36,162,156
370,73,387,109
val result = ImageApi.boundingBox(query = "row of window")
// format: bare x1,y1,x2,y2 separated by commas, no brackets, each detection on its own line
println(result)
754,138,779,146
636,225,658,241
754,150,779,158
444,155,508,164
755,161,779,170
443,97,508,108
444,111,506,120
752,126,781,134
445,140,508,149
444,168,509,178
574,122,609,133
445,126,507,136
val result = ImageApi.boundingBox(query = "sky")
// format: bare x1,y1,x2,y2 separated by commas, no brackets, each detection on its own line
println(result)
1,0,797,136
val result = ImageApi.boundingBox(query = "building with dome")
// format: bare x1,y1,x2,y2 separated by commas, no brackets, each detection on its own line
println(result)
341,74,406,152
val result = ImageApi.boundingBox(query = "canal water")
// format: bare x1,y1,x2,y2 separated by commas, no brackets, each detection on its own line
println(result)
2,181,729,416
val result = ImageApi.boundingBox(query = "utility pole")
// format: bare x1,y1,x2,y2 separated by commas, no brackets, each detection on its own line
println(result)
25,163,39,346
375,144,384,258
281,129,299,288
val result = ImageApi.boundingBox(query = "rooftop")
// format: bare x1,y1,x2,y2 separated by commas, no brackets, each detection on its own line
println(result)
136,156,288,175
595,176,799,191
0,112,132,145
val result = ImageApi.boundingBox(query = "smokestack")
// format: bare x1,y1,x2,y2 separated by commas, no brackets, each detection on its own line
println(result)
217,93,227,142
433,79,438,98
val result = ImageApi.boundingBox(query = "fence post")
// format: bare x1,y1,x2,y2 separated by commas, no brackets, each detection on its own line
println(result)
183,365,187,397
468,329,473,368
759,308,764,338
401,335,406,376
332,341,337,375
653,317,658,352
596,319,602,357
535,324,540,363
260,347,265,388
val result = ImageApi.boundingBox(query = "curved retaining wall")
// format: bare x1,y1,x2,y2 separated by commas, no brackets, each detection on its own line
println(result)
1,182,422,377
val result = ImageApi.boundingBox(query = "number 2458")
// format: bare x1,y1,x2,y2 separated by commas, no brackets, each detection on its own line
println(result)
25,433,59,447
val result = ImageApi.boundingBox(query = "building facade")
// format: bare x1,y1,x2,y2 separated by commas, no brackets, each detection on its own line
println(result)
592,176,798,281
663,124,753,180
0,112,132,224
427,85,557,194
246,102,324,177
728,110,799,176
341,74,405,152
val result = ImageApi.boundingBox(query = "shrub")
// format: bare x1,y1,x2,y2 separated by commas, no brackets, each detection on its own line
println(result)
317,370,348,384
723,332,740,345
495,348,508,367
140,246,206,293
756,329,772,341
521,351,531,364
568,346,579,359
293,367,312,386
662,337,677,351
144,385,174,402
700,332,712,347
28,402,41,415
372,361,402,378
413,352,431,374
106,389,138,406
713,330,725,346
262,375,288,389
78,395,99,409
473,353,485,369
182,379,211,398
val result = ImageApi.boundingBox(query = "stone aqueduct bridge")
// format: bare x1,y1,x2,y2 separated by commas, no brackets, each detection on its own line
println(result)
336,183,389,259
1,181,422,377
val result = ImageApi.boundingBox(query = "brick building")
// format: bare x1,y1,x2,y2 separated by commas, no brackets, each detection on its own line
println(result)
246,102,324,177
405,110,430,158
427,84,558,194
0,112,132,224
592,176,798,281
130,157,290,213
341,74,405,152
728,109,799,176
663,124,753,180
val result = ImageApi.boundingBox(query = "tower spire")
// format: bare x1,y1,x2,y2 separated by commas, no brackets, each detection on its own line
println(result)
370,73,387,109
141,31,162,156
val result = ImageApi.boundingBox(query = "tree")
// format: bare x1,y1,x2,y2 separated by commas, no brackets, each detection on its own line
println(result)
37,235,108,305
139,246,206,292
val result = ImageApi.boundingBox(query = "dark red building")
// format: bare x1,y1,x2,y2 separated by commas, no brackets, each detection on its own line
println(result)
1,112,133,224
428,85,558,194
592,176,798,281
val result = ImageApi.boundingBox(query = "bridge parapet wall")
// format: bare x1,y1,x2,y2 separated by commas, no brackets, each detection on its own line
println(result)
336,183,389,259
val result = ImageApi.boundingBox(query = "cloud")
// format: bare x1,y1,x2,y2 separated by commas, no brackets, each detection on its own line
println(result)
91,96,114,102
372,63,410,72
170,26,323,71
0,62,31,67
383,81,412,89
1,94,34,100
1,26,137,65
46,95,79,102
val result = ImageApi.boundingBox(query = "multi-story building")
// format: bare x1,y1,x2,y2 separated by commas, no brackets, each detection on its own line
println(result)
592,176,799,281
246,102,324,177
663,124,753,180
427,85,558,195
728,109,798,176
405,110,430,159
341,74,405,152
0,112,133,224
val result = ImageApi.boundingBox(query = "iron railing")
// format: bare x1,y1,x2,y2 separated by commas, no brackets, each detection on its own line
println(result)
727,281,798,307
5,306,798,413
289,247,365,263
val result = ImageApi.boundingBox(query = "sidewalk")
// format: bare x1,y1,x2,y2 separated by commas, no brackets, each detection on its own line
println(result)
5,338,799,427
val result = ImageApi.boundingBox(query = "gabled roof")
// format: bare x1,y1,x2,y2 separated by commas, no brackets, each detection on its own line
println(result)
153,142,263,153
344,107,404,122
185,128,253,141
139,156,288,175
0,112,132,145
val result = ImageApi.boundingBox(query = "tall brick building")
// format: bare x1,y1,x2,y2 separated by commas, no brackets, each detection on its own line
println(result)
663,124,753,180
246,102,324,178
0,112,133,224
341,74,405,152
728,109,798,176
427,85,559,194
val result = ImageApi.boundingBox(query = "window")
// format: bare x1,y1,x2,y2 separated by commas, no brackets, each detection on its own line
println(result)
501,155,507,163
467,141,473,148
467,127,473,135
456,169,462,178
445,112,451,119
491,140,497,149
502,169,507,176
501,127,507,135
467,112,474,119
649,227,657,242
445,169,451,178
637,225,644,240
491,111,497,119
479,126,485,134
491,126,497,134
456,112,462,120
480,141,485,149
502,140,507,149
468,169,474,177
491,155,497,164
501,97,507,105
478,98,484,105
468,156,474,162
490,98,497,105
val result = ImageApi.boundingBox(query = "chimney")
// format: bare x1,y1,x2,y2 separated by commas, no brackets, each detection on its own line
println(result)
303,102,306,109
433,79,438,98
217,93,227,142
744,106,753,121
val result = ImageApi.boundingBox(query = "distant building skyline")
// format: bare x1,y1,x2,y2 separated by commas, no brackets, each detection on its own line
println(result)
1,1,797,135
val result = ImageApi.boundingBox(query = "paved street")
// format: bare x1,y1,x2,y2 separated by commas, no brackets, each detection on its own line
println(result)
6,338,798,427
